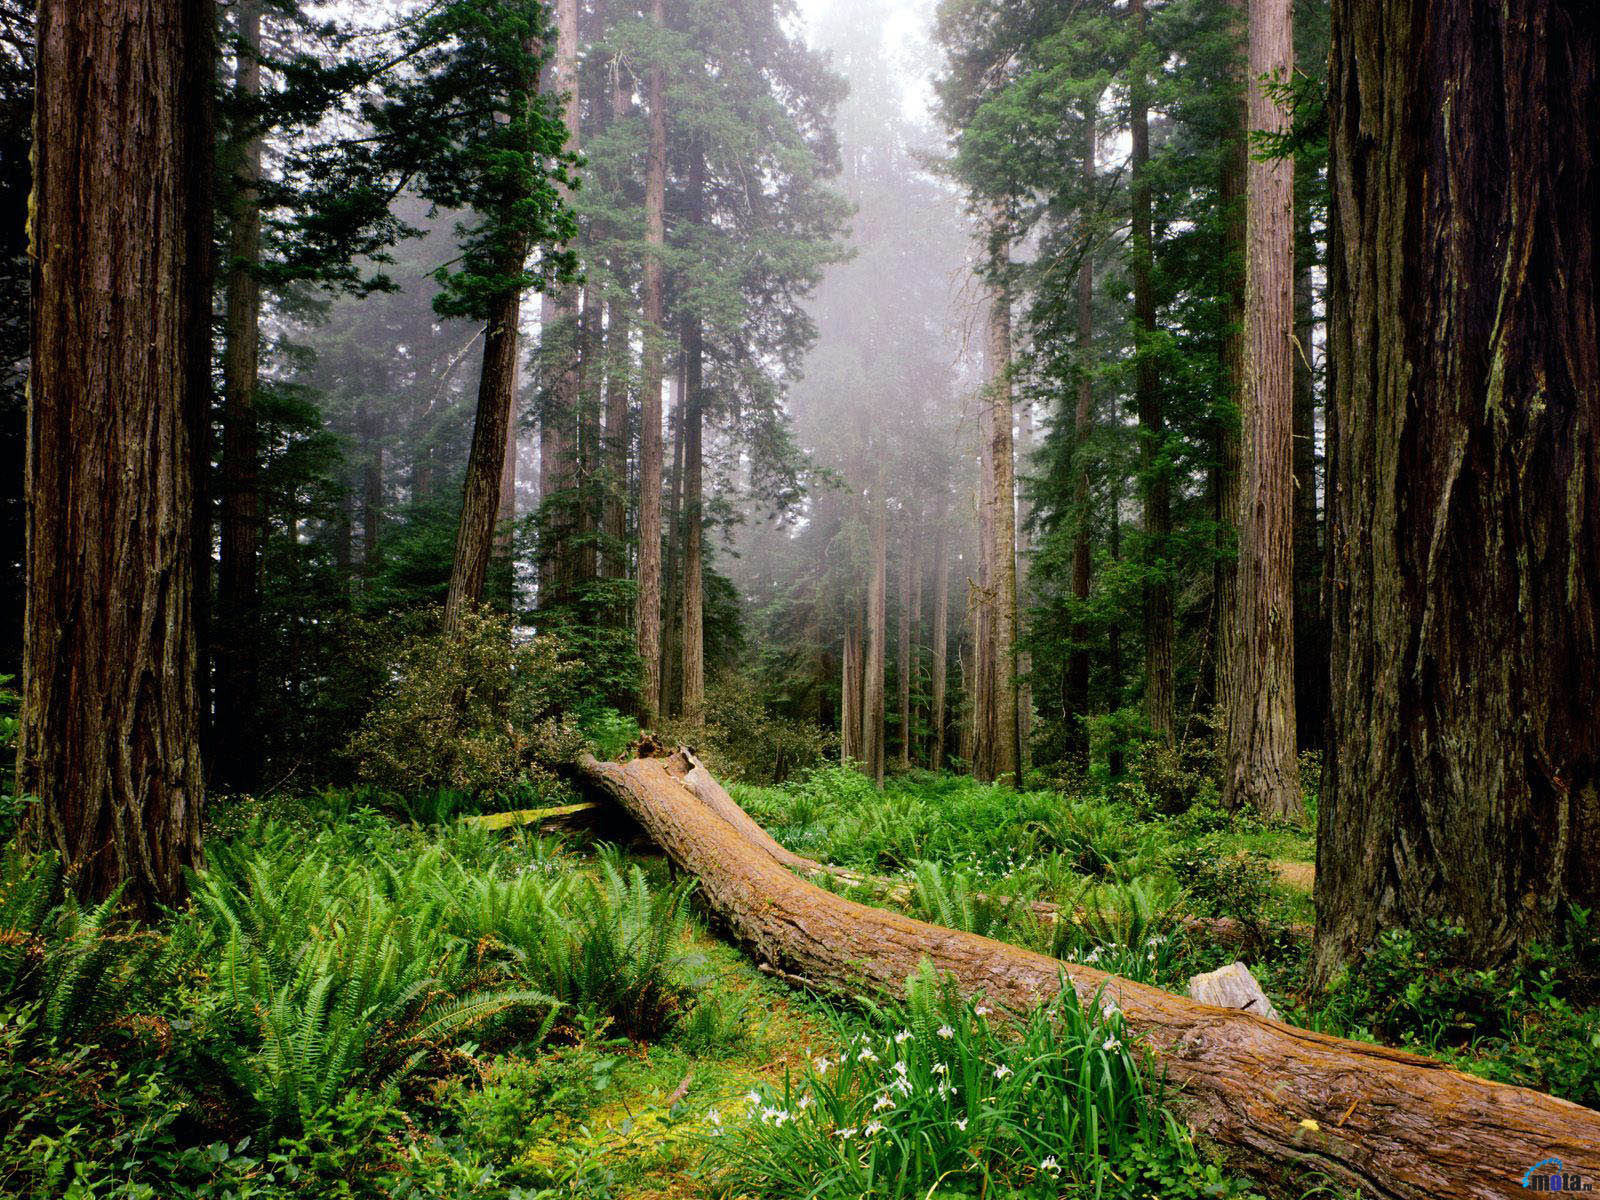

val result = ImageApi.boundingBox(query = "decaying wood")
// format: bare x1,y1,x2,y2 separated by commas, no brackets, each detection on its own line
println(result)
576,747,1600,1200
1188,961,1279,1022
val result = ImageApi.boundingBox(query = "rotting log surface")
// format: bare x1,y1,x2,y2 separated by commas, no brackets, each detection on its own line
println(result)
576,748,1600,1200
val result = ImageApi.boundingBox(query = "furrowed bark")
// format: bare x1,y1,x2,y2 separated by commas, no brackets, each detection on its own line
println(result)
578,748,1600,1200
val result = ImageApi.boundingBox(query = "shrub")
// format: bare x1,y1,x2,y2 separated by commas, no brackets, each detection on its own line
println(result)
348,607,586,798
664,673,836,785
1167,837,1276,929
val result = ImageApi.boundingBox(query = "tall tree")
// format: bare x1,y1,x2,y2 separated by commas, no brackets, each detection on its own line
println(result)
22,0,212,909
679,145,707,718
216,0,264,790
1313,0,1599,980
399,1,575,632
861,483,888,785
986,246,1021,784
1066,99,1099,767
1129,0,1174,742
634,0,668,725
1223,0,1300,818
930,508,950,770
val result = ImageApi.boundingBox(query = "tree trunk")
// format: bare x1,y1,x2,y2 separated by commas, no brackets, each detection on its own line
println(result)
896,525,913,770
444,286,525,631
361,401,384,578
1067,101,1098,766
496,357,519,534
680,149,706,719
602,295,631,579
575,282,601,585
972,386,996,780
216,0,263,791
536,0,582,611
22,0,211,911
1224,0,1300,819
930,514,949,770
662,362,685,716
1215,0,1246,735
579,748,1600,1200
1314,0,1600,980
1130,0,1174,743
906,537,923,768
987,244,1021,785
1291,208,1324,751
862,488,888,786
840,606,861,765
634,0,668,725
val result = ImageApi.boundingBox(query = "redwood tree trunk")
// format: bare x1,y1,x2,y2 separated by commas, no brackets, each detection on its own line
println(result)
634,0,668,725
217,0,263,791
602,295,631,579
1130,0,1174,742
895,526,913,770
862,488,888,786
1224,0,1300,819
1314,0,1600,980
930,514,949,770
986,260,1021,784
1066,101,1098,765
1291,209,1324,751
680,148,706,719
444,287,525,630
23,0,211,910
1215,0,1246,732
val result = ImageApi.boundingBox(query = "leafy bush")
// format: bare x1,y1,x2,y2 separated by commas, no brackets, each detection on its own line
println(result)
713,963,1259,1200
1167,837,1276,929
664,673,836,785
348,607,585,797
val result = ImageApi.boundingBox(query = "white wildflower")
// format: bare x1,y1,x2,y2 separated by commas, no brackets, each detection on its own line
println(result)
836,1127,858,1141
864,1120,885,1137
798,1094,814,1111
745,1089,763,1107
707,1107,722,1126
993,1064,1013,1080
814,1057,831,1076
930,1061,949,1076
857,1047,879,1063
1102,1035,1122,1053
974,1005,992,1017
936,1024,955,1039
893,1060,909,1076
1041,1155,1061,1176
874,1092,896,1111
894,1029,913,1044
954,1117,969,1131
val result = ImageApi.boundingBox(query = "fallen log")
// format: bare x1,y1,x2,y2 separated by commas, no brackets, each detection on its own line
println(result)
675,747,1307,948
577,748,1600,1200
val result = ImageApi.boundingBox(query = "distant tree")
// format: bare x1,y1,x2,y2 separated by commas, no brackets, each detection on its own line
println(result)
1313,0,1599,980
22,0,212,910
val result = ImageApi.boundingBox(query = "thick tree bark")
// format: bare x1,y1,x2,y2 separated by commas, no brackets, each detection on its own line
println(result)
986,261,1021,785
635,0,668,725
217,0,264,791
579,748,1600,1200
1130,0,1174,743
1315,0,1599,981
575,282,601,585
1224,0,1300,819
930,513,949,770
23,0,211,910
680,148,706,719
496,359,519,534
1066,102,1098,766
971,396,996,779
662,364,685,715
862,488,888,786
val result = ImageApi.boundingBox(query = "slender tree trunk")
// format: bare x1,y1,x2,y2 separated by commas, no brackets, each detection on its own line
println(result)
1130,0,1174,742
680,148,706,718
1107,470,1125,775
1314,0,1599,982
602,295,631,578
930,514,949,771
908,537,923,768
662,363,685,716
862,487,888,786
22,0,211,911
972,390,996,780
1215,0,1246,734
574,281,601,584
896,526,913,770
444,286,525,631
841,607,861,765
987,246,1021,785
361,401,383,578
537,0,582,610
1224,0,1300,818
497,356,519,534
635,0,668,725
1291,210,1325,750
1067,101,1098,766
216,0,263,791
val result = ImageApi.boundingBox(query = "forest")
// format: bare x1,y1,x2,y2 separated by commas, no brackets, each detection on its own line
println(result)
2,0,1597,1197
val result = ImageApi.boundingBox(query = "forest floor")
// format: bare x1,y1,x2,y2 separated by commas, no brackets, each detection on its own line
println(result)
5,762,1595,1200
